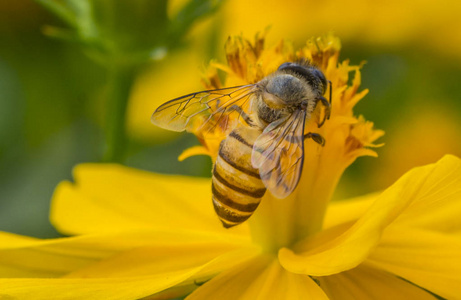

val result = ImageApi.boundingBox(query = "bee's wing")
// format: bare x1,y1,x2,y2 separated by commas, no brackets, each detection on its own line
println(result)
251,110,306,199
151,84,258,137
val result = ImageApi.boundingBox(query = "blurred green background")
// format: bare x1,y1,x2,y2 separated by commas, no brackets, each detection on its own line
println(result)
1,0,460,239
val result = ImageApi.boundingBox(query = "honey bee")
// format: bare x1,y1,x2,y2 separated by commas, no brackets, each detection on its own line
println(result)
151,61,331,228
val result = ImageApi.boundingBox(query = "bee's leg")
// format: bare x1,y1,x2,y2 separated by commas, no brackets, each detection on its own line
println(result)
315,96,331,128
304,132,325,146
229,105,256,127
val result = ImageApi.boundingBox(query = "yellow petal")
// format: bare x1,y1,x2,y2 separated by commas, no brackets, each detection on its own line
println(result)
178,146,210,161
318,263,437,300
323,193,377,230
0,232,38,248
0,229,251,278
0,231,132,278
0,272,200,300
141,284,196,300
64,245,259,279
186,255,272,300
186,255,328,300
325,154,461,234
145,247,262,299
368,226,461,300
279,155,456,276
0,233,260,299
51,164,249,237
393,154,461,234
240,260,329,300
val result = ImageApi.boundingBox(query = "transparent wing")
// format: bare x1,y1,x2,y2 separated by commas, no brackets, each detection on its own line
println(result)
251,110,306,199
151,84,258,137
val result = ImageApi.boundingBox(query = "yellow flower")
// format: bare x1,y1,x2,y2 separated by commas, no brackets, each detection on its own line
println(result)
0,156,460,299
186,32,383,246
1,34,461,299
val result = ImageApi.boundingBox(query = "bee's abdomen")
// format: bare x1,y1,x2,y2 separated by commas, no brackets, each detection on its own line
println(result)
212,127,266,228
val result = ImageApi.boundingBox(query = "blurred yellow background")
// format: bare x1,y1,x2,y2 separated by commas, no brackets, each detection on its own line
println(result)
1,0,460,238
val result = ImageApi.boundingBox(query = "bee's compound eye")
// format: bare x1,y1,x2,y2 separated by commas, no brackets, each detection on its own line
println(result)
312,69,327,93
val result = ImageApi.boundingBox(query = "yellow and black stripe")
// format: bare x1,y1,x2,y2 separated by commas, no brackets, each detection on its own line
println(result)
212,127,266,228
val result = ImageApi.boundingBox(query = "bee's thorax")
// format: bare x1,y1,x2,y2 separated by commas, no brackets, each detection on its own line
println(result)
255,72,319,124
265,74,308,104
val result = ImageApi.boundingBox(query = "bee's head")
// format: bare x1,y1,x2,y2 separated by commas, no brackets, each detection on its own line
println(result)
277,62,327,95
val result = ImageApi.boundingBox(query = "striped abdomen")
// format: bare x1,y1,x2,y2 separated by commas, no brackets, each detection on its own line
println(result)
212,126,266,228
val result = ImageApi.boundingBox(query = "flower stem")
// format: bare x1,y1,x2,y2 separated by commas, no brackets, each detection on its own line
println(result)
103,65,138,163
